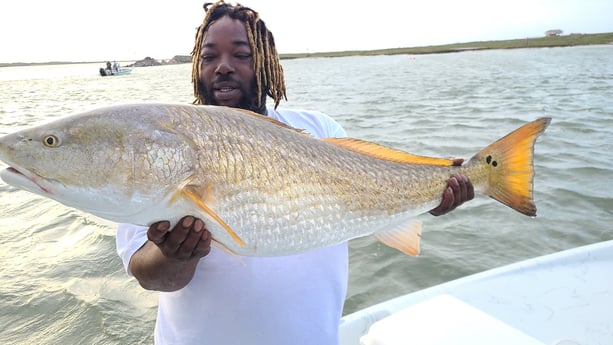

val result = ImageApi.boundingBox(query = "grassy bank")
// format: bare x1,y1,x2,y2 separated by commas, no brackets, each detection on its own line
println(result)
279,32,613,59
3,32,611,67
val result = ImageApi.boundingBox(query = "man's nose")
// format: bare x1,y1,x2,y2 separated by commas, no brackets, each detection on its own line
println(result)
215,57,234,75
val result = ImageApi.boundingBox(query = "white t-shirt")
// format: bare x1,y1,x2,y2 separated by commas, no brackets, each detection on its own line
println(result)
116,108,348,345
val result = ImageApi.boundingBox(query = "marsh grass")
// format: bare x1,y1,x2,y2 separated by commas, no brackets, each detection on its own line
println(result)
280,32,613,59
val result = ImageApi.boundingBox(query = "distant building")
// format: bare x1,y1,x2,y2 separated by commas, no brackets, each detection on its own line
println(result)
545,29,563,37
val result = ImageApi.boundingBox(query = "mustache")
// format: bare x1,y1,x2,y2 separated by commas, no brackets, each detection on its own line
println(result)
213,75,238,83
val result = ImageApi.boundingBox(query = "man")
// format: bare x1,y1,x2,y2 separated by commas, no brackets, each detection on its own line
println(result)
116,2,474,344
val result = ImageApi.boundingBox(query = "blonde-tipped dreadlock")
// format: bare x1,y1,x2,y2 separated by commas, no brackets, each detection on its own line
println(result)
191,1,287,113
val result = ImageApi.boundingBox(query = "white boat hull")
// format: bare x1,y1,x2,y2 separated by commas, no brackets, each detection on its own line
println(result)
340,240,613,345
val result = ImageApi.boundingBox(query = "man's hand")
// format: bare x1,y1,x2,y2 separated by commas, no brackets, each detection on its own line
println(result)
147,216,212,260
130,216,212,291
429,174,475,216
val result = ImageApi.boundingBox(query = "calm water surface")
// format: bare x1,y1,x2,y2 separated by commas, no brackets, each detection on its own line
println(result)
0,45,612,344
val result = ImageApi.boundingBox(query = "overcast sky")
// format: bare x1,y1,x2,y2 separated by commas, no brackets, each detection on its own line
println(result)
1,0,612,63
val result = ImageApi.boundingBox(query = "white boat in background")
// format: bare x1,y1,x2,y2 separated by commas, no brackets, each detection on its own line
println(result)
339,240,613,345
99,67,132,77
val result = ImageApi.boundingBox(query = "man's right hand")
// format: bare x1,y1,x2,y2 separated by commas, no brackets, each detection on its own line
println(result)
130,216,212,292
147,216,212,261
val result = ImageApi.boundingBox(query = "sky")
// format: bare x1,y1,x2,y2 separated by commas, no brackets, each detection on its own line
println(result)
1,0,612,64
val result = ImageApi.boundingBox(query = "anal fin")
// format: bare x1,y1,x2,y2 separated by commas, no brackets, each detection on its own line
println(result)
374,220,422,256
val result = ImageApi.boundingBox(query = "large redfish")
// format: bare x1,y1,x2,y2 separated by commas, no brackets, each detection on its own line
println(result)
0,103,550,256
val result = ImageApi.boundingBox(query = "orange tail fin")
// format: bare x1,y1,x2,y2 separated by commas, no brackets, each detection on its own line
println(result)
470,118,551,216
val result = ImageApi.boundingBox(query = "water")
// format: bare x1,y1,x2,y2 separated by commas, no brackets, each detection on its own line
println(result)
0,46,612,344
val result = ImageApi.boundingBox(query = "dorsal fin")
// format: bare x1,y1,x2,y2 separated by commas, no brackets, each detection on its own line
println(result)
234,107,455,166
324,138,457,166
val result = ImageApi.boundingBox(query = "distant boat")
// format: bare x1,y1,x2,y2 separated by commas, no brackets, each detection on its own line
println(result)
99,67,132,77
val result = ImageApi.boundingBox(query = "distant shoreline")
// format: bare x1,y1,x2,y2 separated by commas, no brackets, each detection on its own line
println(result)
2,32,612,67
279,32,613,59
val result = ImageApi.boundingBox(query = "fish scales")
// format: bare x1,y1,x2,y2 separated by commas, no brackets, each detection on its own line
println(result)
172,105,439,249
192,113,448,251
0,103,550,256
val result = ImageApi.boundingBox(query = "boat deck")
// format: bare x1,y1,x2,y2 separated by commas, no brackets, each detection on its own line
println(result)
340,240,613,345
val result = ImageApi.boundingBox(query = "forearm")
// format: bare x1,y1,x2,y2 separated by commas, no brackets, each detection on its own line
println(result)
129,241,201,292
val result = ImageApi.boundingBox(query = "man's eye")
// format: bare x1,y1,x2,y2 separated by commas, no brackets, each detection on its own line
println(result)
201,55,215,62
236,54,252,60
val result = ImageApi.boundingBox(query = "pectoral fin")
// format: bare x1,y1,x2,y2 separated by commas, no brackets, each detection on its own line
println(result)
374,220,422,256
181,188,247,248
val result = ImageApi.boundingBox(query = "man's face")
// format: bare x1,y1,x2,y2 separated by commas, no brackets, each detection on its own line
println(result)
198,16,257,111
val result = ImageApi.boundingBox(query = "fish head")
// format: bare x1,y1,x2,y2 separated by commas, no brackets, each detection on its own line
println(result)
0,104,197,223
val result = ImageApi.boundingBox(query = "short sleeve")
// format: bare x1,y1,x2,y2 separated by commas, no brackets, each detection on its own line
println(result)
116,223,148,276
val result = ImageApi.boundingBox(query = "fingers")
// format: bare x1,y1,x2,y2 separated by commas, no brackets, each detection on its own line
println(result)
193,224,212,258
429,186,453,216
429,174,474,216
447,174,475,209
449,158,464,166
448,175,464,208
175,218,211,259
163,216,197,253
147,221,170,245
464,175,475,201
147,216,212,260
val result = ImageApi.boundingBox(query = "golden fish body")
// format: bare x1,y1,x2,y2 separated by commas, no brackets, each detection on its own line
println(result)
0,103,550,256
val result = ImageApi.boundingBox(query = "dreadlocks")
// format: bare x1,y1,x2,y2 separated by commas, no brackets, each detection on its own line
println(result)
191,1,287,113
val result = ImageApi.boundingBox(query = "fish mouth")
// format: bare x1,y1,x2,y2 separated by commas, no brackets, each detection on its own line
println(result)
0,166,51,194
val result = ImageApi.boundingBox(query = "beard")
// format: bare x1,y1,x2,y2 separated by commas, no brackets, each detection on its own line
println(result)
201,76,264,114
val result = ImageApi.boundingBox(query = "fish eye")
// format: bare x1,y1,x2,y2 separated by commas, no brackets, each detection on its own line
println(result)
43,135,61,147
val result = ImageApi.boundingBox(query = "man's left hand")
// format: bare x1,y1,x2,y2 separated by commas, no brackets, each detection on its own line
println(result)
429,173,474,216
